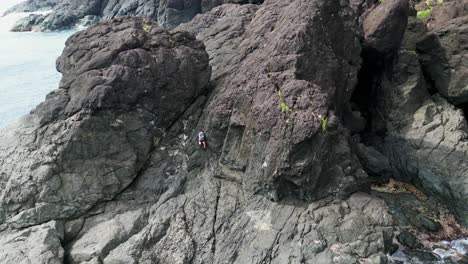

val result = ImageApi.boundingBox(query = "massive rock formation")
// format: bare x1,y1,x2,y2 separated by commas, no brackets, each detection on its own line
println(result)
0,0,400,262
177,0,366,201
359,0,468,226
1,0,468,263
0,17,210,228
418,14,468,104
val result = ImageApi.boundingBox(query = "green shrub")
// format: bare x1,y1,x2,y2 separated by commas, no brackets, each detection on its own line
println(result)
280,102,290,112
319,115,328,132
277,90,291,113
418,0,443,20
417,8,432,20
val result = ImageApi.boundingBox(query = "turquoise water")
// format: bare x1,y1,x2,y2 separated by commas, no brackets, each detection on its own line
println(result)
0,6,73,127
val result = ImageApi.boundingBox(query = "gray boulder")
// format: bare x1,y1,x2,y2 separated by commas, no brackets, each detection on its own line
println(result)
426,0,468,31
0,17,210,228
401,16,428,51
417,15,468,104
10,14,45,32
66,209,147,263
157,0,202,29
363,0,410,54
0,221,64,263
370,50,468,225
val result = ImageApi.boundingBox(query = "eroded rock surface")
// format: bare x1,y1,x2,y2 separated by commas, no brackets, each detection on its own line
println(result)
368,48,468,226
0,17,210,229
178,0,365,201
103,192,393,264
0,0,400,262
417,15,468,104
0,221,64,264
363,0,410,54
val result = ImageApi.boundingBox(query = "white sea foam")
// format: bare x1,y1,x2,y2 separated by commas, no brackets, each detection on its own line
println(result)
449,238,468,255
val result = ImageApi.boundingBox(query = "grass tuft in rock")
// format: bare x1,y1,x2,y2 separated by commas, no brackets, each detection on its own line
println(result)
417,8,432,20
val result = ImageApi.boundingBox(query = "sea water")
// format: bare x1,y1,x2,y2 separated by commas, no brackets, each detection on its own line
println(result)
0,0,73,127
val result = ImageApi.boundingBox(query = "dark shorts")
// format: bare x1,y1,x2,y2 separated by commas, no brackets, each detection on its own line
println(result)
199,139,205,143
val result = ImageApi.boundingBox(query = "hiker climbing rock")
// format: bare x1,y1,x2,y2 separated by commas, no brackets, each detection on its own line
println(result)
198,130,207,149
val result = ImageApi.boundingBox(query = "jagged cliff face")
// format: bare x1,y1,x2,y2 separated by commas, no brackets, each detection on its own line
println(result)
1,0,468,263
356,0,468,226
0,17,211,228
177,0,366,201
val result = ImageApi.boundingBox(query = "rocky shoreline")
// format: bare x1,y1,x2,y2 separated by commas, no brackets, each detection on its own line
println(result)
0,0,467,263
5,0,264,32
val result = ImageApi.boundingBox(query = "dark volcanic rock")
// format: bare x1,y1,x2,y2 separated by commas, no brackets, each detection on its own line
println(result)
157,0,202,29
10,13,45,32
401,16,428,51
0,17,210,228
361,0,468,226
363,0,410,54
2,1,468,264
417,15,468,104
368,48,468,226
26,0,103,31
426,0,468,31
178,0,365,201
0,1,402,263
397,230,421,249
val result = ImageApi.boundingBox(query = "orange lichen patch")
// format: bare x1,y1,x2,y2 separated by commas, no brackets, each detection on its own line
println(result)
371,179,427,200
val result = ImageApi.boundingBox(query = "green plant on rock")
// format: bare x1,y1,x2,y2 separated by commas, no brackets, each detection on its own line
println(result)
268,73,291,114
417,8,432,20
418,0,443,20
278,90,291,113
319,115,328,132
280,102,290,112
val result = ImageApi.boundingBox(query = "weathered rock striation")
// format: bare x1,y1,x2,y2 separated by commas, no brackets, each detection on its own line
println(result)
362,0,410,54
